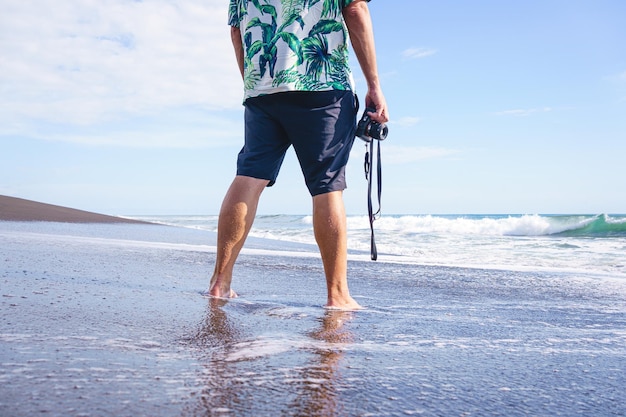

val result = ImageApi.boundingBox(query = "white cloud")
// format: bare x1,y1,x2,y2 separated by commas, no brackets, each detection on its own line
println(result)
392,116,421,128
0,0,242,137
384,145,460,164
494,107,552,117
2,106,244,148
402,47,437,60
43,128,237,149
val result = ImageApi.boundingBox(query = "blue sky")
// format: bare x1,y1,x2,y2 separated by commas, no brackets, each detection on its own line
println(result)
1,0,625,216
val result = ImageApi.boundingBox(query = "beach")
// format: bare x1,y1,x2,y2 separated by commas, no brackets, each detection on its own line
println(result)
1,197,625,416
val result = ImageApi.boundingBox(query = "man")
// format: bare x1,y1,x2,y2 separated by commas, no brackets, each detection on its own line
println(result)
209,0,388,309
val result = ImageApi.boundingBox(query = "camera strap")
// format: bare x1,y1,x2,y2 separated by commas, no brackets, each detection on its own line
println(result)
364,139,382,261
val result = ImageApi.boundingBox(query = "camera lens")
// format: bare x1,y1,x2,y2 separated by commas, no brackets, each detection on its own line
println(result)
370,122,388,140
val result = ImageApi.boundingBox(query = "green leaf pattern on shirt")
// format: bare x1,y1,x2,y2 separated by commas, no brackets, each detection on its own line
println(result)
229,0,355,99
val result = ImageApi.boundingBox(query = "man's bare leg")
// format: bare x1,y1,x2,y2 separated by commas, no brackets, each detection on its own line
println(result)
208,175,268,298
313,191,362,310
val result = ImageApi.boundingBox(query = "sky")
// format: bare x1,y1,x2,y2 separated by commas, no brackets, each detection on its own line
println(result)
1,0,625,216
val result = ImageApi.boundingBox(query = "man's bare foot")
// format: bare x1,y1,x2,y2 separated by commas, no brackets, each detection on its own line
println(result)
207,287,238,299
324,296,363,311
208,288,237,299
207,274,237,299
207,278,238,298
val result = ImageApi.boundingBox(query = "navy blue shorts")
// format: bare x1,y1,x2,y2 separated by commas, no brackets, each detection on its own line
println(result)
237,90,358,196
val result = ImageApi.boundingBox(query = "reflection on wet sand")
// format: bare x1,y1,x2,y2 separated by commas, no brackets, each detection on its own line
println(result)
289,310,355,417
182,298,246,416
183,303,355,416
191,298,242,348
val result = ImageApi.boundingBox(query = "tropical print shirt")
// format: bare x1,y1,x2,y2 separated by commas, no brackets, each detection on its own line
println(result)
228,0,368,100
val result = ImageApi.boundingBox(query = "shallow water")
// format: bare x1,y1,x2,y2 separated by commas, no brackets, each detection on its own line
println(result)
1,222,625,416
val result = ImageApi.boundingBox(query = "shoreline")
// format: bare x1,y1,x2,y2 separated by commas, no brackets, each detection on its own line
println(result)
0,195,150,224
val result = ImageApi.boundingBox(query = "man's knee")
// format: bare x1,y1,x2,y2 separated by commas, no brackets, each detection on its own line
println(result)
233,175,270,190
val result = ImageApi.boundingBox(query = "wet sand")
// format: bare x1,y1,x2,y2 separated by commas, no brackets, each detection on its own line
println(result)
1,199,625,416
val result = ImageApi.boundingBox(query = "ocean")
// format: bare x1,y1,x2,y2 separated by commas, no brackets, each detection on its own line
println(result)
133,213,626,278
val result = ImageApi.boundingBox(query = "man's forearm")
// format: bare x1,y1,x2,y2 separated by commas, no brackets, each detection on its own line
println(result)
343,0,380,90
343,0,388,122
231,26,245,79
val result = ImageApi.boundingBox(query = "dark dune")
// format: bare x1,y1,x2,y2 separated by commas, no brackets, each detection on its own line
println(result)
0,195,149,224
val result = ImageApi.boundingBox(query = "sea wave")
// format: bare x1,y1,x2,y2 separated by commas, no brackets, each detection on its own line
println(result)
347,214,626,238
127,213,626,276
553,214,626,237
135,213,626,239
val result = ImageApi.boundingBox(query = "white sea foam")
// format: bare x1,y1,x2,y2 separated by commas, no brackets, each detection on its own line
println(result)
225,337,297,362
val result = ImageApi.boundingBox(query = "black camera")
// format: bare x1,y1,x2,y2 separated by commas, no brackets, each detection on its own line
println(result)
356,107,388,142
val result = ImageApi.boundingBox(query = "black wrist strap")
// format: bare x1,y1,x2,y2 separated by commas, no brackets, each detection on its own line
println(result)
364,139,382,260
